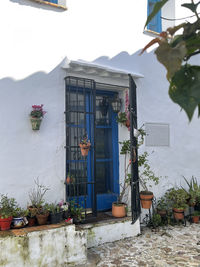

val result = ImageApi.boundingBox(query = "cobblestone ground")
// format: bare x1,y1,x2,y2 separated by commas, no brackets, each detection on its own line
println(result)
89,223,200,267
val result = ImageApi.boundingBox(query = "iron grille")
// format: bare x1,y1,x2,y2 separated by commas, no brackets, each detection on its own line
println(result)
65,76,97,219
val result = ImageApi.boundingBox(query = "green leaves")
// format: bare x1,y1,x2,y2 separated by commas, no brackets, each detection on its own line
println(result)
182,2,199,13
145,0,169,29
155,40,187,80
169,65,200,121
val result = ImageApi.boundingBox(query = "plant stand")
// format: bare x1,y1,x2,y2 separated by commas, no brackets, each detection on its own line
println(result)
142,197,156,228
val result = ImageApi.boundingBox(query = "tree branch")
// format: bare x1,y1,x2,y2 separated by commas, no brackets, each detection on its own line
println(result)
185,49,200,61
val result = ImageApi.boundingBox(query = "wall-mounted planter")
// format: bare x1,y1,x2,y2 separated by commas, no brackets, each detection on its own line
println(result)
30,117,42,130
79,143,91,157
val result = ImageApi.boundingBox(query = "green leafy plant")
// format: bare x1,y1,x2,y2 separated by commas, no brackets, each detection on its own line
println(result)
69,200,85,222
0,194,17,218
156,196,168,211
193,210,200,216
48,203,62,214
13,207,27,218
119,129,161,196
138,151,160,192
142,0,200,121
116,112,128,124
182,176,200,205
152,213,162,227
165,188,189,210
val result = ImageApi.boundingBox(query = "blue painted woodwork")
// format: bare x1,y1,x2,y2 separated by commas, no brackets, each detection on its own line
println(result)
67,89,119,211
44,0,58,4
147,0,162,33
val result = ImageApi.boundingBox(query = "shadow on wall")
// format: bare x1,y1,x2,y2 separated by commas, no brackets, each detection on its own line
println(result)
9,0,64,12
92,49,163,77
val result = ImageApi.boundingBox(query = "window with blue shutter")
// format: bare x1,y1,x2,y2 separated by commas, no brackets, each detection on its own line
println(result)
44,0,58,4
147,0,162,33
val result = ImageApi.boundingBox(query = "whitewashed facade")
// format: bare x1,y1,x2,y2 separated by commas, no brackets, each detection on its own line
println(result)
0,0,200,211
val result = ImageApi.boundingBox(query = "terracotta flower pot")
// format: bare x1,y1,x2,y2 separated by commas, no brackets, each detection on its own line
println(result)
0,216,13,230
79,143,91,157
173,208,184,220
140,191,154,209
66,176,71,184
36,213,49,225
27,217,36,227
157,209,167,217
192,215,199,223
112,202,126,218
30,117,42,130
125,120,130,128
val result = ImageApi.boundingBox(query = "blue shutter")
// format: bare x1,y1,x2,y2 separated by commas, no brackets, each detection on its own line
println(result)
147,0,162,33
44,0,58,4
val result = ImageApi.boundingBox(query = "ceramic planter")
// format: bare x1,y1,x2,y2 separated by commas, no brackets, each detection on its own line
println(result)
27,217,36,227
140,191,154,209
30,117,42,130
36,213,49,225
12,217,28,229
173,208,185,220
79,143,91,157
112,202,126,218
192,215,199,223
0,216,13,230
49,211,63,224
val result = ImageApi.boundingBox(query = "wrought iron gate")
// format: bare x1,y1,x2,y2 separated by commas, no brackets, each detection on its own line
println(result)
129,74,141,223
65,76,97,217
65,74,141,223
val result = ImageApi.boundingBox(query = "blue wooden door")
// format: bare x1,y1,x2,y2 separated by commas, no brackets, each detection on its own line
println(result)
95,93,119,210
66,79,119,212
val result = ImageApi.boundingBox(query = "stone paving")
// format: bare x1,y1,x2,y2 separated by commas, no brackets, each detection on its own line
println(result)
89,223,200,267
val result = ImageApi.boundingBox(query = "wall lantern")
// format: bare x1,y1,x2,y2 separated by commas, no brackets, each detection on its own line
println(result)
111,97,122,113
99,97,109,117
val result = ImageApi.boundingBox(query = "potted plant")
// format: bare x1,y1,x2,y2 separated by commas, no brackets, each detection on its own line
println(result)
112,140,131,218
116,112,128,126
156,196,168,217
36,203,50,225
26,207,37,227
48,203,63,224
165,188,188,220
182,176,200,207
12,207,28,229
192,210,200,223
28,178,50,225
0,194,17,230
59,200,69,219
66,173,74,185
30,104,46,130
79,135,91,157
69,200,85,224
139,151,161,209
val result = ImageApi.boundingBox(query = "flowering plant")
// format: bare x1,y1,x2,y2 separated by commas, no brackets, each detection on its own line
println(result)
58,200,69,211
116,90,130,130
30,104,46,118
79,135,90,146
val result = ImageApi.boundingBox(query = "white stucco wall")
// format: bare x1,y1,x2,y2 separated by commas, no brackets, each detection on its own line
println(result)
0,224,87,267
0,0,199,206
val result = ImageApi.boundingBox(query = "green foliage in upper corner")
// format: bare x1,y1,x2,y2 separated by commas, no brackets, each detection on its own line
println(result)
169,64,200,120
143,0,200,121
144,0,169,29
